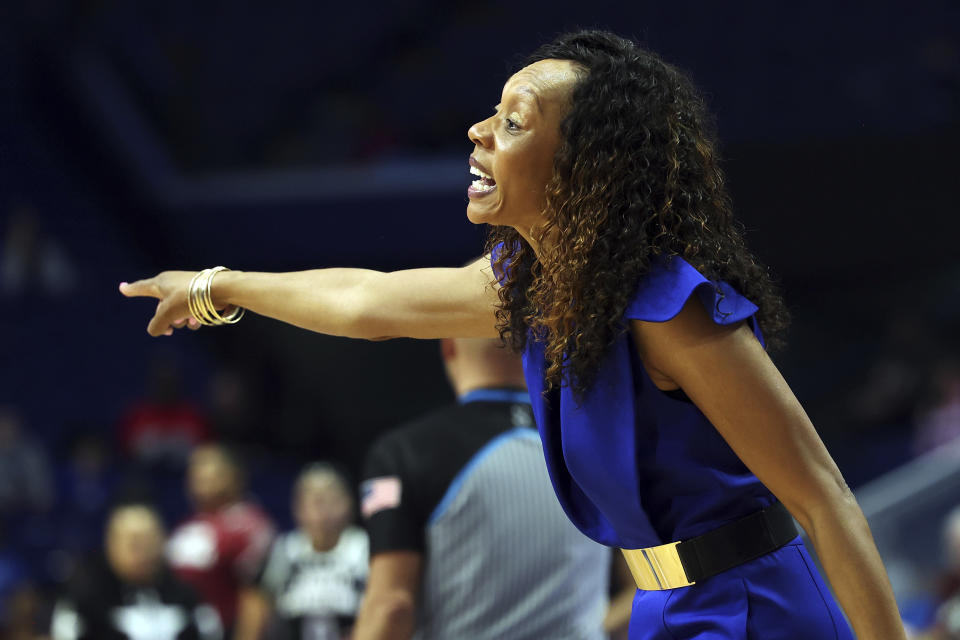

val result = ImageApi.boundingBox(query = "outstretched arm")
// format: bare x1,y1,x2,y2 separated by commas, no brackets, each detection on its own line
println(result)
632,300,906,640
120,257,500,340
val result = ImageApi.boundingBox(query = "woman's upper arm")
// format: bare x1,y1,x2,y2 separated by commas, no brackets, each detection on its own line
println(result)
358,256,502,340
631,299,850,528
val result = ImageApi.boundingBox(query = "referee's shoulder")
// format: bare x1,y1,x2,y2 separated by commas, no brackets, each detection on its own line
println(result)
370,401,469,452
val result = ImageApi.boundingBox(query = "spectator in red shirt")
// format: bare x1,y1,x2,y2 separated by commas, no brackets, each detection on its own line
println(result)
166,445,275,639
119,358,211,467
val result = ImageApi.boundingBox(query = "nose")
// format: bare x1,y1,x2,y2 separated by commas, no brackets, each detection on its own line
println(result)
468,117,492,149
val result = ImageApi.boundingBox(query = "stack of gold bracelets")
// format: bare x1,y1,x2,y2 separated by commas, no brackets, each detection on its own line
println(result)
188,266,245,326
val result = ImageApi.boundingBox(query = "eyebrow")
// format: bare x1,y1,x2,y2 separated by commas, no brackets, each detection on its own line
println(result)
496,85,544,114
515,86,543,113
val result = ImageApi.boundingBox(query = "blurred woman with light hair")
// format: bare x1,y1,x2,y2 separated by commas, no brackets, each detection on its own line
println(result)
52,503,221,640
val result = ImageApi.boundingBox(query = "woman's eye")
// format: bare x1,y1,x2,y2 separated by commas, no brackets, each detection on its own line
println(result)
505,118,519,131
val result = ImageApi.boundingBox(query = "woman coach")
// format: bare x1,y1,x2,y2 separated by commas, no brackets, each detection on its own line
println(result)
121,31,904,639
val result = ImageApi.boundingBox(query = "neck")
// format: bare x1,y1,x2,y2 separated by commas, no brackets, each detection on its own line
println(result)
118,566,161,586
512,220,556,260
310,530,341,553
455,378,527,398
516,226,540,256
198,496,238,513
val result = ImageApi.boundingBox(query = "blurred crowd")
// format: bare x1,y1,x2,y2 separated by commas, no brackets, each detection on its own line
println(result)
3,371,960,640
1,439,367,640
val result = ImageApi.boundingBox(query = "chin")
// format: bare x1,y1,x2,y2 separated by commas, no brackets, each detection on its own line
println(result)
465,204,488,225
466,208,485,225
466,203,507,227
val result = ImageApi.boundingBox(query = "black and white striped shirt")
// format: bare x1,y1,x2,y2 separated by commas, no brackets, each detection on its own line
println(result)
362,389,610,640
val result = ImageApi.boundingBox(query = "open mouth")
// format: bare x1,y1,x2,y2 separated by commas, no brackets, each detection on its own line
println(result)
469,165,497,194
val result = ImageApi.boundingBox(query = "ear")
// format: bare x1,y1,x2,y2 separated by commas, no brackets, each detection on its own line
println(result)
440,338,455,362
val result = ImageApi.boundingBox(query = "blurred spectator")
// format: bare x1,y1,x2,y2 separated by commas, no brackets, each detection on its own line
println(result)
354,337,610,640
118,358,211,467
256,463,368,640
2,583,49,640
165,445,274,640
1,202,75,298
914,360,960,457
929,506,960,639
50,503,221,640
0,407,54,515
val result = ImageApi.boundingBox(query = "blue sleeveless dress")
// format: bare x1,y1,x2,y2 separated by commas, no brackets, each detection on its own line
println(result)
493,250,853,639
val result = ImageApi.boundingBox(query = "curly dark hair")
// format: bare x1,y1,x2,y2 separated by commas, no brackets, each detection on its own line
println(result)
485,30,790,397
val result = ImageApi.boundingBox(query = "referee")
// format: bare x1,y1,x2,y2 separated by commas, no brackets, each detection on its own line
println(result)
353,337,611,640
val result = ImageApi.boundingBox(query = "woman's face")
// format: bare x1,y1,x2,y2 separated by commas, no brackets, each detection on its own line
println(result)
466,59,581,234
294,474,351,547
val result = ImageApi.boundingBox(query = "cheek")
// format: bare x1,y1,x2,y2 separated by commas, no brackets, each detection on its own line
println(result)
505,140,554,195
503,166,550,213
531,141,559,188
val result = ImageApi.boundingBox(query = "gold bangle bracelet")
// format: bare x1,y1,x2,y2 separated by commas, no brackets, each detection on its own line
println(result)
202,267,219,322
187,270,211,326
189,269,218,326
186,267,244,326
205,267,244,325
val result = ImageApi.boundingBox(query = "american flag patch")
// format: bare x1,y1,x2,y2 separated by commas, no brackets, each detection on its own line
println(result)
361,476,402,519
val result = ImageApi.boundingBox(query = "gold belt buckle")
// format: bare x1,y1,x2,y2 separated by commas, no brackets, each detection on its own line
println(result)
621,541,695,590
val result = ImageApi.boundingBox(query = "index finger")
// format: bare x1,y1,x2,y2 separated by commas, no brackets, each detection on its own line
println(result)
119,278,160,299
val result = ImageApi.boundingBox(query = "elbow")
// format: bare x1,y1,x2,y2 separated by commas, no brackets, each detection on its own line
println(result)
339,281,389,340
343,274,405,341
786,473,860,537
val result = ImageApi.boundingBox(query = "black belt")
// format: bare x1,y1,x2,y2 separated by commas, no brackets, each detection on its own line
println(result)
621,502,799,590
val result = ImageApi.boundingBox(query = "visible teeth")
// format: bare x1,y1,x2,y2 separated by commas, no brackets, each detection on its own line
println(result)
469,165,493,180
471,179,496,192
